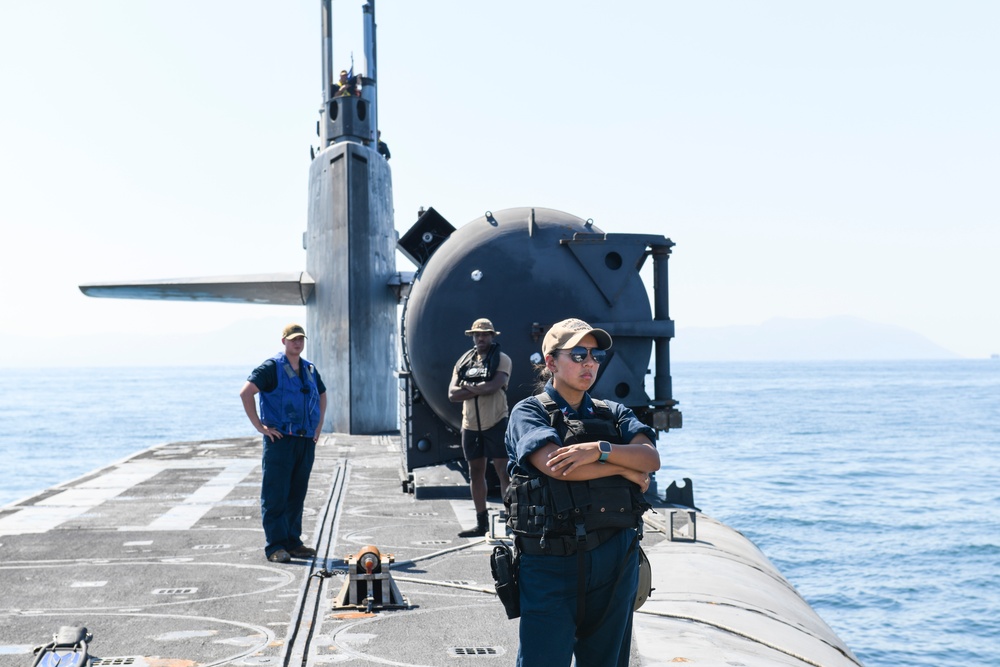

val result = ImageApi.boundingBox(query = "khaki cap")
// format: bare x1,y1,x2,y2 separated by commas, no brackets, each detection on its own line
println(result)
282,323,307,340
542,318,612,356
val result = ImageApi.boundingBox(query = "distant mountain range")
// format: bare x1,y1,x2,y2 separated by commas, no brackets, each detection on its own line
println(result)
6,315,961,367
672,316,960,361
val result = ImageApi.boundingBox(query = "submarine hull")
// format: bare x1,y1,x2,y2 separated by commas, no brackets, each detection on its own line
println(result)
638,510,863,665
0,435,862,667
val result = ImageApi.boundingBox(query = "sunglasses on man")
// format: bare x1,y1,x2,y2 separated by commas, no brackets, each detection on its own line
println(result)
558,346,607,364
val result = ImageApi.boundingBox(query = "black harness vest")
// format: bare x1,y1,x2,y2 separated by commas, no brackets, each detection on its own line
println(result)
505,393,650,556
455,343,501,384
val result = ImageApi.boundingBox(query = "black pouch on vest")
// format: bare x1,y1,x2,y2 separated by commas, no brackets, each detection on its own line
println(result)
490,544,520,619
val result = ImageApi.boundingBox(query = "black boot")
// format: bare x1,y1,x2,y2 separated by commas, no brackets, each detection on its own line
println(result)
458,510,489,537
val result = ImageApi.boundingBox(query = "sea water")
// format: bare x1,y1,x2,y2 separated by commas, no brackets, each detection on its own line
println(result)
1,361,997,666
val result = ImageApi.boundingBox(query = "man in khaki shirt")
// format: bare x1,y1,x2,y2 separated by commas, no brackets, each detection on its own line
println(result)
448,318,513,537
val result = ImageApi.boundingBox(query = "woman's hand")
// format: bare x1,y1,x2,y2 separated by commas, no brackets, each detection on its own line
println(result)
622,468,651,493
546,443,600,475
546,445,651,491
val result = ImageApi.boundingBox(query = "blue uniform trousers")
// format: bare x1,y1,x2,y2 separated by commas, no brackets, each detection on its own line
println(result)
261,434,315,557
516,528,639,667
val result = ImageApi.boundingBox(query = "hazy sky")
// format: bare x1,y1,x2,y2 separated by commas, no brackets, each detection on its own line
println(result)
1,1,997,364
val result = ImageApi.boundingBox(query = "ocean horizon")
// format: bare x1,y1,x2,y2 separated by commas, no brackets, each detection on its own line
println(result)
2,360,997,666
0,314,983,369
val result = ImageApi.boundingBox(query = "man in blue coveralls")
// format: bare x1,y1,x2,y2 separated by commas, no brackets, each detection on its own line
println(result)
240,323,327,563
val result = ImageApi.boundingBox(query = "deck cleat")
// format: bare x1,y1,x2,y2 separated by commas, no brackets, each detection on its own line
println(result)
333,544,409,611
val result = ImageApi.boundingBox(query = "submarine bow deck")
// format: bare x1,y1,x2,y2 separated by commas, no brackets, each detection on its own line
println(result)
0,435,862,667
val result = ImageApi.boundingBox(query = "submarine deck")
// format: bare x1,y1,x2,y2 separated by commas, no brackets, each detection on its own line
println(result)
0,434,862,667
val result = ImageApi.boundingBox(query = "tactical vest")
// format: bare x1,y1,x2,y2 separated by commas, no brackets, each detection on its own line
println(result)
505,393,650,555
455,343,501,384
259,353,321,437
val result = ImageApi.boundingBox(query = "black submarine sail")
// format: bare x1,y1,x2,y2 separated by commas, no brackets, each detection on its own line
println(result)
79,0,395,435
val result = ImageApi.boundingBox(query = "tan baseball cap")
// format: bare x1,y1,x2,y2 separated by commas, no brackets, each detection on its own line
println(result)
282,323,307,340
465,318,500,336
542,318,612,356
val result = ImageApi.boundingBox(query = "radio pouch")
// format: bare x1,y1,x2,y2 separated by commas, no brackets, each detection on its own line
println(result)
490,543,520,619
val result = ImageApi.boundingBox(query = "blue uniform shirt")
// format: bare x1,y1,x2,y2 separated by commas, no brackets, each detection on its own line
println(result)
505,381,656,477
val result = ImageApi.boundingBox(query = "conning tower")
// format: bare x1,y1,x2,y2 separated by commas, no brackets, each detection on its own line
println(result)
78,0,397,434
307,0,396,433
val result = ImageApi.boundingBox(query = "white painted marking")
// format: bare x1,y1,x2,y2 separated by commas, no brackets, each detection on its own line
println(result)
215,636,263,646
131,460,258,530
154,630,216,641
0,458,259,535
0,466,164,535
142,504,218,531
70,581,108,588
123,540,153,546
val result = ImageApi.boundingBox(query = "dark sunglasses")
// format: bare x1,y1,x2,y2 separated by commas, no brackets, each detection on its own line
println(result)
559,346,607,364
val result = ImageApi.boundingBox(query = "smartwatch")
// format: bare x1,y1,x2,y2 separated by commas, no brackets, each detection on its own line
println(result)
597,440,612,463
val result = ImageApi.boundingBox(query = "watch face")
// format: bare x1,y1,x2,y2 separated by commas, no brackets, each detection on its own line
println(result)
600,441,612,454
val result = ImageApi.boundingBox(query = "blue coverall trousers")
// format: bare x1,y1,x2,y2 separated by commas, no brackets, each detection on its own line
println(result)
261,434,315,557
516,528,639,667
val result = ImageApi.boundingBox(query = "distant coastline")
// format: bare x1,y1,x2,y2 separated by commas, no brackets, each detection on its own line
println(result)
672,315,962,362
2,314,968,367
